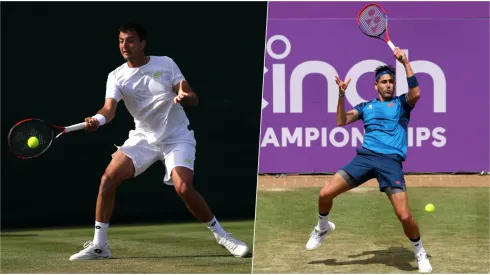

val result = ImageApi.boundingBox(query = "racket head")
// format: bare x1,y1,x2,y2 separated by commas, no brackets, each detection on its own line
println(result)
8,118,58,159
357,3,389,40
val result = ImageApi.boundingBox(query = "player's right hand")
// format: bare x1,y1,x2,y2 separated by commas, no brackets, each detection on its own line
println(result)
84,117,100,132
393,47,408,64
335,76,351,94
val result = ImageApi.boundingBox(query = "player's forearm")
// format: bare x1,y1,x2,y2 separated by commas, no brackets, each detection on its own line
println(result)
404,62,420,97
92,98,118,125
336,95,347,126
403,61,414,78
97,108,115,124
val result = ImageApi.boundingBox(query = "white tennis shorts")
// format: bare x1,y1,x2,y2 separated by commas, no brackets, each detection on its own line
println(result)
112,130,196,185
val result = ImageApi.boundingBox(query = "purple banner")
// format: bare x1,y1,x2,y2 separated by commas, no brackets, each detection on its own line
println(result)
259,2,490,173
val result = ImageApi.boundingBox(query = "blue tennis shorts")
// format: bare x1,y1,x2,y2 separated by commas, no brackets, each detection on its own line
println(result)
340,147,406,193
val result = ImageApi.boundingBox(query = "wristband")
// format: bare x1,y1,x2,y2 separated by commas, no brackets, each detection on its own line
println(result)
407,75,419,89
92,114,106,126
339,93,345,98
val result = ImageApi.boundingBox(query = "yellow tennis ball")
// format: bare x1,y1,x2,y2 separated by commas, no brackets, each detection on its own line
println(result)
27,136,39,149
425,203,435,213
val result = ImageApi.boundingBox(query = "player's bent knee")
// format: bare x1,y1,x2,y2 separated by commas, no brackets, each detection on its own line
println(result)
319,171,353,199
99,173,117,196
101,168,131,186
174,179,194,197
319,187,336,200
99,156,134,195
398,213,414,224
104,153,134,181
171,166,195,197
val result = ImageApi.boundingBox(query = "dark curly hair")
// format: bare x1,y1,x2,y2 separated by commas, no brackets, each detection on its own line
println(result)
374,65,396,82
119,23,147,41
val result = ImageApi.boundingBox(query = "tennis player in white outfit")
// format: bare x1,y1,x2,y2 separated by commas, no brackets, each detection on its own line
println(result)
69,23,249,260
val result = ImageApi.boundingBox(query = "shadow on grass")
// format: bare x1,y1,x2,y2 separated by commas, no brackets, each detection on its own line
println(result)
118,253,253,259
308,246,427,272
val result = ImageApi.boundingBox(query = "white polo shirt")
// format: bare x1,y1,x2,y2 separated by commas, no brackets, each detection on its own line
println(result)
105,56,191,144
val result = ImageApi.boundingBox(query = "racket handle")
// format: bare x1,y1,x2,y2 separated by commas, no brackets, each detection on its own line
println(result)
65,122,87,133
387,40,396,51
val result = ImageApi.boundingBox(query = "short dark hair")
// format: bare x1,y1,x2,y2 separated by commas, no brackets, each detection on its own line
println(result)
374,65,396,81
119,23,147,41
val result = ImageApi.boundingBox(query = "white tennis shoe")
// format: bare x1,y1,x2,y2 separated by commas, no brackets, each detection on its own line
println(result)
416,250,432,273
306,221,336,250
69,241,112,261
218,233,249,258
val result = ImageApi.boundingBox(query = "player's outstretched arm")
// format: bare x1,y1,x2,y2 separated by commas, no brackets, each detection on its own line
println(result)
394,47,420,107
173,80,198,107
84,98,118,132
335,76,360,126
338,109,360,126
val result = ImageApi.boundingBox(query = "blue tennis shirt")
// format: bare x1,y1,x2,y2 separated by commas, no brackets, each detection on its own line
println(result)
354,94,413,160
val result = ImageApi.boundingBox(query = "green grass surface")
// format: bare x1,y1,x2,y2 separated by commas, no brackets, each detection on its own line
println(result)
1,220,253,273
252,187,489,274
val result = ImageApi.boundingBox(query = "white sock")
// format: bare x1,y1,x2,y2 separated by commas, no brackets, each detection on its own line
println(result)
93,221,109,246
205,216,226,240
411,237,425,254
316,212,330,231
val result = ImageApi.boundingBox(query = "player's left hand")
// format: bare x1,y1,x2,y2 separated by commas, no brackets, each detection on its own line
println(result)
173,80,188,104
394,47,408,64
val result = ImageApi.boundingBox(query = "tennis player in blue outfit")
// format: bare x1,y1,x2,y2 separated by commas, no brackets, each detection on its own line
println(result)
306,47,432,273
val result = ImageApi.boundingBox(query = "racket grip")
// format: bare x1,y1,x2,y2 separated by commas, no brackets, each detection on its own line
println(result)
387,40,396,51
65,122,87,133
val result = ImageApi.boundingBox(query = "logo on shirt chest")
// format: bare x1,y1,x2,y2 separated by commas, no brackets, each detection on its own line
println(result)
364,102,399,121
153,71,171,82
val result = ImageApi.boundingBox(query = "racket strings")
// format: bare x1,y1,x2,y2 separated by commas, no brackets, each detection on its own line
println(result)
8,120,54,158
359,6,387,37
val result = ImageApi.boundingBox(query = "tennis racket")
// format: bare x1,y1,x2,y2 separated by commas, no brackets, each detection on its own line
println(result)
8,118,87,159
357,3,398,53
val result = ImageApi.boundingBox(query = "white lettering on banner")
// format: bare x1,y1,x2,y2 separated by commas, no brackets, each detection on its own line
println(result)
329,127,350,147
261,127,447,148
431,127,446,147
262,128,280,147
351,128,364,147
407,127,447,148
264,35,447,113
305,127,319,147
282,127,302,146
